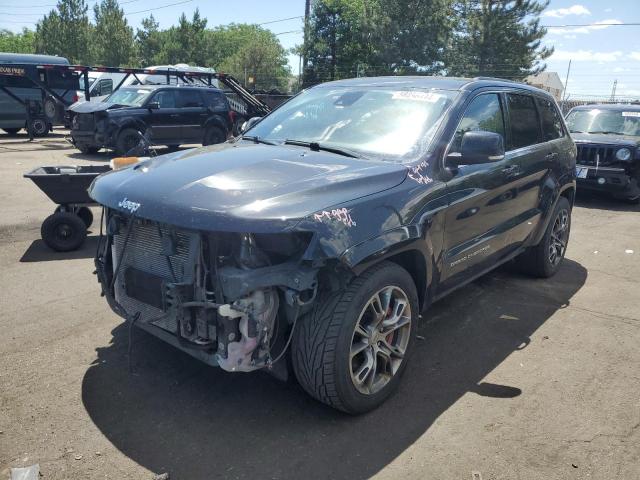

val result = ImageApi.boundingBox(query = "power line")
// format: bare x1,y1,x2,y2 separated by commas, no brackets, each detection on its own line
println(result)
125,0,193,15
258,15,303,26
543,22,640,27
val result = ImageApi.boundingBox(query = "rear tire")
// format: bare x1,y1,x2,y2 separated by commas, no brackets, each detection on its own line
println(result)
202,126,225,146
292,261,418,414
41,212,87,252
516,196,571,278
2,128,20,135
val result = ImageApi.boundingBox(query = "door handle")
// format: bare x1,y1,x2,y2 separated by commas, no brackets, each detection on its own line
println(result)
501,165,520,177
169,114,179,118
545,152,558,160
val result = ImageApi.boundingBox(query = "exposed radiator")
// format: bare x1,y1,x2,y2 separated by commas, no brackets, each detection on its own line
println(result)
112,219,197,333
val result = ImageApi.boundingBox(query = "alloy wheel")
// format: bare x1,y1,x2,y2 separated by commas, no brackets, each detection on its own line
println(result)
350,285,412,395
549,208,570,266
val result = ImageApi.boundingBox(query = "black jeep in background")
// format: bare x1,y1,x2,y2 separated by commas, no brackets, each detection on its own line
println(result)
70,85,233,155
90,77,576,414
566,104,640,202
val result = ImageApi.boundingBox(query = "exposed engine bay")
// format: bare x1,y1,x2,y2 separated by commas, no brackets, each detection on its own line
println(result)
94,210,319,374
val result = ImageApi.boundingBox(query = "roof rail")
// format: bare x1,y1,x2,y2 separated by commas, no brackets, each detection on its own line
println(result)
473,76,521,84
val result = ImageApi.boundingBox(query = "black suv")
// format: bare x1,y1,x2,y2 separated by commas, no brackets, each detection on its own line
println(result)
69,85,233,155
566,104,640,202
89,77,576,414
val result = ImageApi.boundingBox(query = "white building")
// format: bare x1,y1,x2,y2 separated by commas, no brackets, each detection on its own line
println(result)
525,72,564,101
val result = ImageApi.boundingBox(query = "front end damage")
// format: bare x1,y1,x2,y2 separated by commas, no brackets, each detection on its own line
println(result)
95,211,320,374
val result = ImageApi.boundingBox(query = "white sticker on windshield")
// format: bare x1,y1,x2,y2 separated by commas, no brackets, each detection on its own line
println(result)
392,91,442,102
622,112,640,117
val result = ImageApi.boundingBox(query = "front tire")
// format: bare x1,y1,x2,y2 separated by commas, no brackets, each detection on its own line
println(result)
292,261,418,414
29,118,49,137
516,196,571,278
116,128,143,156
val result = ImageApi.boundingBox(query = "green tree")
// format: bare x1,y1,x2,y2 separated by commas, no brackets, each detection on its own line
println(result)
0,28,35,53
301,0,452,84
161,10,208,65
35,0,93,64
446,0,553,79
210,24,291,90
93,0,135,66
136,14,164,65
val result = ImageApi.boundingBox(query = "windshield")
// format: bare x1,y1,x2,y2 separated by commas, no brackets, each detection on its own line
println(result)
566,109,640,137
248,86,457,161
104,88,152,107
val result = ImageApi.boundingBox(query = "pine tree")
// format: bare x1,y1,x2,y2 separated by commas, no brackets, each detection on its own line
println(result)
136,15,163,66
35,0,92,64
93,0,135,66
446,0,553,79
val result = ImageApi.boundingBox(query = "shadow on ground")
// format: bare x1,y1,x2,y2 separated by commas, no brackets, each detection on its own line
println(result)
20,235,98,262
575,191,640,212
82,259,587,480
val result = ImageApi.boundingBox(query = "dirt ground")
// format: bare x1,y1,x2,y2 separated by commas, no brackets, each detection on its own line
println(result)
0,129,639,480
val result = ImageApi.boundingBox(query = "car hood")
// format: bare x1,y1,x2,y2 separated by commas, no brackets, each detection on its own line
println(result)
571,132,640,147
89,143,408,232
69,101,132,113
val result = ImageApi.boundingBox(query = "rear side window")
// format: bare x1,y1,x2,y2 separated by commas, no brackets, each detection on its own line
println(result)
204,91,228,111
507,94,541,149
176,90,203,108
152,90,176,108
536,97,564,141
450,93,505,152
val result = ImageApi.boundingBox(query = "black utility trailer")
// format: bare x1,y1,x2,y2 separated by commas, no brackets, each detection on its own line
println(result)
24,165,111,251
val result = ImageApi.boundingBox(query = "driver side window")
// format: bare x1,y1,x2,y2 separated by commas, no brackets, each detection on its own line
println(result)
152,90,176,108
450,94,505,153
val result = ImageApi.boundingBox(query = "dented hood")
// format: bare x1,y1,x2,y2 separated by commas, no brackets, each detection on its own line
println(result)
69,101,131,113
89,142,408,232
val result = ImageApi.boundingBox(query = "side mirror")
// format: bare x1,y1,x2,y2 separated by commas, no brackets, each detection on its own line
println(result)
240,116,262,134
147,101,160,110
447,131,505,166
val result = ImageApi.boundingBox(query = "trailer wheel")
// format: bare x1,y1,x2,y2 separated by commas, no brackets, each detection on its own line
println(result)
29,118,49,137
44,97,58,121
2,128,21,135
76,207,94,228
41,212,87,252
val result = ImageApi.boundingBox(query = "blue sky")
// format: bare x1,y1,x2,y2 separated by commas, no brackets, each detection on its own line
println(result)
2,0,639,98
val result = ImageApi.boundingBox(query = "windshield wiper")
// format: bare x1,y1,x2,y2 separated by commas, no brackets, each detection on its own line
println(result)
588,131,620,135
284,139,361,158
241,135,277,146
569,130,584,133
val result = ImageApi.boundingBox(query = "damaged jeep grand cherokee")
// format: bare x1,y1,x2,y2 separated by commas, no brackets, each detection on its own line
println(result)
90,77,576,414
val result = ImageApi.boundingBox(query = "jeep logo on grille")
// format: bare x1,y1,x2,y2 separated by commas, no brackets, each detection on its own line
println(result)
118,197,141,214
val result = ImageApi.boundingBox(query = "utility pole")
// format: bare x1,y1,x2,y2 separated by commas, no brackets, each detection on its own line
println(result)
610,79,617,102
562,60,571,102
301,0,311,80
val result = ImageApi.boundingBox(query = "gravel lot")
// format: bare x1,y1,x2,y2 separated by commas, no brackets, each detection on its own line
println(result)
1,129,639,480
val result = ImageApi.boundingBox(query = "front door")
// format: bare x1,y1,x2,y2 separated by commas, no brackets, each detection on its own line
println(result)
440,92,516,292
146,89,181,143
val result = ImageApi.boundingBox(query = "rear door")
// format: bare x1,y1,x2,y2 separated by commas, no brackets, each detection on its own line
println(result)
175,89,207,142
146,89,181,143
500,92,550,246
